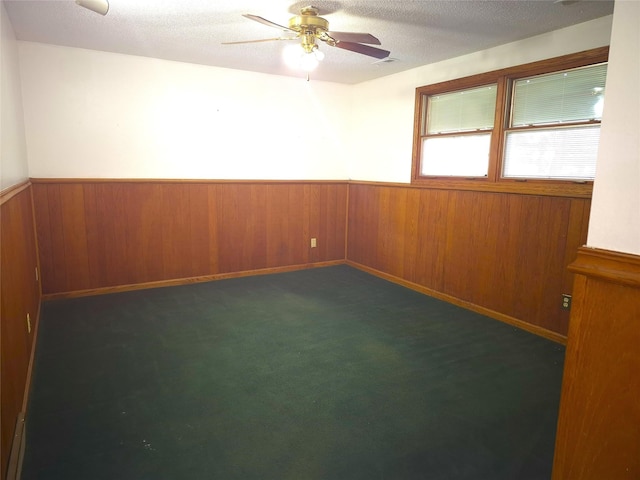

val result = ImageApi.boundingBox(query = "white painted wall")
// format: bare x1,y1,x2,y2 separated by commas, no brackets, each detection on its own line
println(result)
587,1,640,256
17,16,613,184
19,43,352,180
0,1,29,190
347,15,613,183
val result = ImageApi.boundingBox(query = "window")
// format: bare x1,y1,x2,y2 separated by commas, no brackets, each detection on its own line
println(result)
503,64,607,180
421,84,497,177
412,47,609,196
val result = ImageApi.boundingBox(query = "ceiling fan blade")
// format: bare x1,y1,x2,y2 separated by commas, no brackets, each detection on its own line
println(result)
243,14,297,33
222,37,298,45
326,32,381,45
334,42,390,59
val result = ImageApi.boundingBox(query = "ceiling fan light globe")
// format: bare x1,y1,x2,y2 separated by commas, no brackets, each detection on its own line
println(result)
300,53,319,72
283,44,321,72
283,43,304,69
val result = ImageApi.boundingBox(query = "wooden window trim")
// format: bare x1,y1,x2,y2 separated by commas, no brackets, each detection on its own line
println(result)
411,46,609,198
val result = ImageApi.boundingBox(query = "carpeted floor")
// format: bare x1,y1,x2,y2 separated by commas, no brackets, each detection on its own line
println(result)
22,265,565,479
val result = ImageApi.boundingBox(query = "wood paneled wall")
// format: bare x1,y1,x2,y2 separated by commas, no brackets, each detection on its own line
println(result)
553,248,640,479
1,183,41,479
347,183,591,337
33,179,590,338
31,181,348,295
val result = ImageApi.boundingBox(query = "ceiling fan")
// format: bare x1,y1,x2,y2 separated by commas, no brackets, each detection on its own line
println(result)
223,6,390,71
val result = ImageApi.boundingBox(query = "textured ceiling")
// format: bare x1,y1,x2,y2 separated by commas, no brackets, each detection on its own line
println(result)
4,0,614,84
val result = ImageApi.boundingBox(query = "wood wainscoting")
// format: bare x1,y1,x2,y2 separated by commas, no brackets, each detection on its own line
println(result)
347,182,592,339
31,180,348,297
31,178,588,339
1,181,41,479
552,247,640,479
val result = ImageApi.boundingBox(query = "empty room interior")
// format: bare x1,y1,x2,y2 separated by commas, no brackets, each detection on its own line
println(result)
1,1,638,479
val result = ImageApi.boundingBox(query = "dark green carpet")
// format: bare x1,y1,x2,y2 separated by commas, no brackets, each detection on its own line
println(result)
22,265,564,479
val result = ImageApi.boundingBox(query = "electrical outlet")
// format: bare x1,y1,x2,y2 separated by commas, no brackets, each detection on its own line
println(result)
311,238,317,248
561,294,572,309
26,313,31,333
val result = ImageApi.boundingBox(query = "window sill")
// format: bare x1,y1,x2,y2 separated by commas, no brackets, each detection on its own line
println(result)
410,178,592,198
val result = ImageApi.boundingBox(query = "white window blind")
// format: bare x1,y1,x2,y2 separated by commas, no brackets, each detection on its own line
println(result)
511,64,607,127
504,62,606,180
427,85,497,134
503,126,600,180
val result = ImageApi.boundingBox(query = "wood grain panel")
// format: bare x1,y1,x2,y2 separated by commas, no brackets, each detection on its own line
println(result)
265,184,289,268
480,193,521,315
161,184,192,280
59,184,90,291
289,185,306,264
217,184,268,273
442,190,486,303
401,188,421,284
375,187,394,274
124,184,165,283
382,187,409,279
415,189,449,291
32,181,348,295
206,185,220,274
553,248,640,479
512,196,571,332
81,184,103,287
307,183,348,264
95,183,130,287
458,192,510,310
187,184,211,276
347,184,380,269
347,183,590,337
31,184,54,290
305,185,319,264
1,183,41,478
46,185,68,291
318,184,335,262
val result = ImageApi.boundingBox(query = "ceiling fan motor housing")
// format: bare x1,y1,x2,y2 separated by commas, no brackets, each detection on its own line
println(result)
289,7,333,53
289,7,328,34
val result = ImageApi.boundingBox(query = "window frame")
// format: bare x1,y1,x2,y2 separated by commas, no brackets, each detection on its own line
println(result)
411,47,609,198
420,82,498,178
